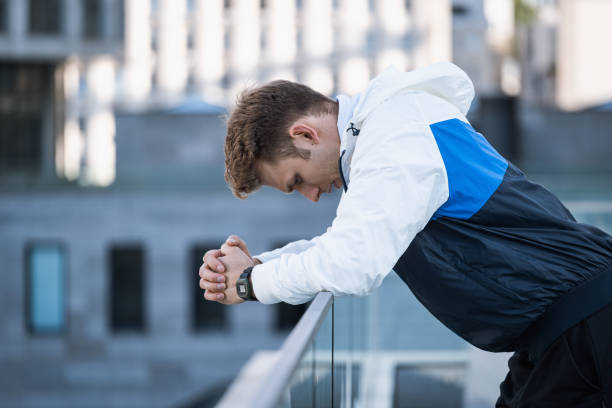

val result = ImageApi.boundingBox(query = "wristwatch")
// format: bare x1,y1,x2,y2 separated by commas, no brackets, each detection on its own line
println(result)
236,266,257,301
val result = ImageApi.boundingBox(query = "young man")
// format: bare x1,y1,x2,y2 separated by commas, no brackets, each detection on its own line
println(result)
198,62,612,406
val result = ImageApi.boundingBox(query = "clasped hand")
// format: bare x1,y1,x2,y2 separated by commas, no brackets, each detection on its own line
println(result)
198,235,256,304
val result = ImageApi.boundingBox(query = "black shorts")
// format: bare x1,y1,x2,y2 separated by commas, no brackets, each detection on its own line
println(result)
497,302,612,408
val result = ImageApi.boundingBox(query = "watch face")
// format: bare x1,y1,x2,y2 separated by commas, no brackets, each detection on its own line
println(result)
238,283,247,295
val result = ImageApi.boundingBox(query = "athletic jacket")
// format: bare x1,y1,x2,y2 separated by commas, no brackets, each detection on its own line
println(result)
251,62,612,353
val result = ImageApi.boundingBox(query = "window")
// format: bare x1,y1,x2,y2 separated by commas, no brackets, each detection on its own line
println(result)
0,63,50,173
190,244,227,331
0,0,7,34
272,241,307,331
276,301,308,331
452,4,470,16
109,245,145,332
82,0,102,39
393,363,465,407
29,0,62,35
26,244,66,334
114,0,125,41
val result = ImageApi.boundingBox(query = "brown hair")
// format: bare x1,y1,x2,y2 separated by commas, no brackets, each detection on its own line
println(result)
224,80,337,199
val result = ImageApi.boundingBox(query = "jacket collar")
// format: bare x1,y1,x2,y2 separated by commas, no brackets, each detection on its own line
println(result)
336,93,362,191
336,63,475,191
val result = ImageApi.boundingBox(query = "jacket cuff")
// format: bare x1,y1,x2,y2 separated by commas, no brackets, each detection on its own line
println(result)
251,262,282,304
253,251,278,264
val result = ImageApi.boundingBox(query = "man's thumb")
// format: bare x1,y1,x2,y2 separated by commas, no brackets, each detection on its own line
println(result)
226,235,251,257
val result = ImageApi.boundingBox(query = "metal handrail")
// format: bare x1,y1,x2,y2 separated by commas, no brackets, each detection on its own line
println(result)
216,292,333,408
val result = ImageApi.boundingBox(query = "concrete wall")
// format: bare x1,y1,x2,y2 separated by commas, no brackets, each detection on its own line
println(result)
469,98,612,174
519,107,612,172
0,188,339,407
0,101,343,407
115,112,227,188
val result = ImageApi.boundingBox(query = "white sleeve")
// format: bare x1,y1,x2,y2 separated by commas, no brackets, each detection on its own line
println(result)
251,98,449,304
254,239,317,263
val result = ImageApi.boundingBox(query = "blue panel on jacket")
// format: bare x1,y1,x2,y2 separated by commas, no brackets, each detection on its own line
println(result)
430,118,508,220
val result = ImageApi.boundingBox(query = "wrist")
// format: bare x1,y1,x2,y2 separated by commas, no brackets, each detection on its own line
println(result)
236,266,257,301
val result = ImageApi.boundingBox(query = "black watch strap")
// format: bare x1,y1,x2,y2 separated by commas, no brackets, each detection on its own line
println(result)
237,266,256,301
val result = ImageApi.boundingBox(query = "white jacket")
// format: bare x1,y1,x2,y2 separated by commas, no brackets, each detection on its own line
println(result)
251,62,475,304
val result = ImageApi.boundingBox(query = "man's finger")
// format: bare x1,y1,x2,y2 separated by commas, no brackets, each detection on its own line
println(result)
204,290,225,302
203,249,225,272
199,264,226,282
220,242,245,254
202,248,222,261
199,278,226,292
226,235,252,257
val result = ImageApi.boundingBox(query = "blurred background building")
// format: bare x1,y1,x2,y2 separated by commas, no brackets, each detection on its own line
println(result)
1,0,611,407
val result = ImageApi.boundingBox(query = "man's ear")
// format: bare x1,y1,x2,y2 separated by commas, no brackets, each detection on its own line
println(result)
289,121,320,147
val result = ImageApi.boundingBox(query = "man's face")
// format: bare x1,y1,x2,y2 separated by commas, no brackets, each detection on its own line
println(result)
256,142,343,202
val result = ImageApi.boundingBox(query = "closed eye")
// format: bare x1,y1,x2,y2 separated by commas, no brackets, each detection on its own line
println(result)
288,174,302,193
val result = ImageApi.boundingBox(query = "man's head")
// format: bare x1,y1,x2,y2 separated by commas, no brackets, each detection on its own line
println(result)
225,80,343,201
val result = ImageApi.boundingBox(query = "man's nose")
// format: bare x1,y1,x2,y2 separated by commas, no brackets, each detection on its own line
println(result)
297,185,320,202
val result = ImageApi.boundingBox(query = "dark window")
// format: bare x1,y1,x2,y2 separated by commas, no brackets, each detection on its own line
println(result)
0,63,50,173
276,301,308,331
115,0,125,41
109,245,145,332
187,31,194,49
393,363,465,408
25,243,66,334
0,0,7,34
221,73,230,89
223,30,230,49
452,4,469,16
272,241,308,331
191,244,227,331
29,0,62,35
83,0,103,39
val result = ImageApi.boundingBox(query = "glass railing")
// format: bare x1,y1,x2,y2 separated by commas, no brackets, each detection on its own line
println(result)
566,200,612,233
217,289,470,408
217,292,334,408
218,200,612,408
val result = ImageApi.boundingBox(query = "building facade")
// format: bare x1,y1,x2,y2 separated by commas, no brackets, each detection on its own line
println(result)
2,0,454,188
0,107,343,407
519,0,612,110
0,1,537,406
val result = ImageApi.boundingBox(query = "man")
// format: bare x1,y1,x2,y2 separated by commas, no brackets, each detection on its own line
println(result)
198,62,612,406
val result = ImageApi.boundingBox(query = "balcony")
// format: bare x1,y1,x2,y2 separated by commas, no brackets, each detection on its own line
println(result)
218,287,473,407
217,199,612,408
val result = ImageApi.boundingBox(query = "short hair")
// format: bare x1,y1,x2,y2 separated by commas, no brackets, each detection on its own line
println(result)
224,80,337,199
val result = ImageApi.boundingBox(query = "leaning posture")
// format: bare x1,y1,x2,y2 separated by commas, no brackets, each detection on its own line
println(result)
200,63,612,407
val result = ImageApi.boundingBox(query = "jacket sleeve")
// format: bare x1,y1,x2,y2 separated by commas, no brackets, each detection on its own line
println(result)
251,96,450,304
254,239,318,263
